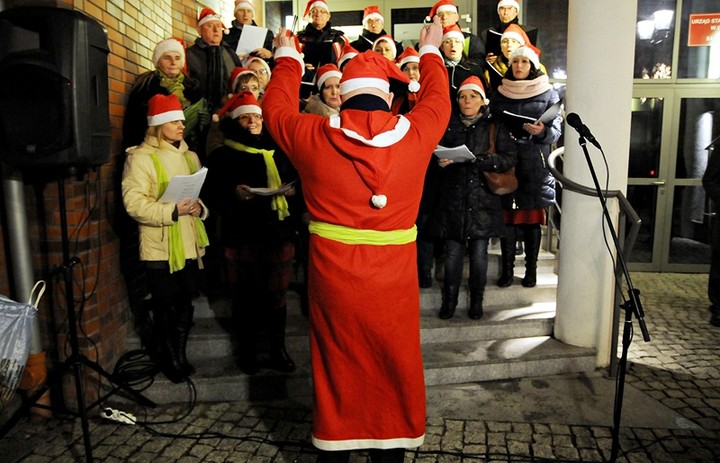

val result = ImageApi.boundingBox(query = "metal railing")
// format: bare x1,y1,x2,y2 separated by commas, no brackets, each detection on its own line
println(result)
547,147,642,376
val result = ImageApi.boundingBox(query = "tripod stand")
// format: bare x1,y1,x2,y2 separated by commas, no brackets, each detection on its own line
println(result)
55,174,155,463
569,121,651,462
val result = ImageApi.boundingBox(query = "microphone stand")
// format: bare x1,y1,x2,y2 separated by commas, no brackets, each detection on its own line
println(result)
574,134,651,462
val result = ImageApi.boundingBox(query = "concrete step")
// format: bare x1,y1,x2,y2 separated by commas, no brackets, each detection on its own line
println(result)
118,247,594,406
130,335,594,404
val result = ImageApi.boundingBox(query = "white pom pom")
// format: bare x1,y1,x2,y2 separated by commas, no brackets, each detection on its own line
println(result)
371,194,387,209
212,114,220,122
408,80,420,93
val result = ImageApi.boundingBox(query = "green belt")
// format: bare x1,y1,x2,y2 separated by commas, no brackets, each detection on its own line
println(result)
309,220,417,246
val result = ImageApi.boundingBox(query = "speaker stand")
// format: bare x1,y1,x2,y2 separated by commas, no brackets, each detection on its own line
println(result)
55,175,155,463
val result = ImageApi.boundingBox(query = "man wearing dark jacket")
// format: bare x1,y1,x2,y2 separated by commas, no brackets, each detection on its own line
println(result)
297,0,345,100
186,7,242,112
224,1,274,64
350,6,401,53
703,143,720,327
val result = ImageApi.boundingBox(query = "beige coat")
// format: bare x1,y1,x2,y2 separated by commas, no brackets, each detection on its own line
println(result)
122,137,208,263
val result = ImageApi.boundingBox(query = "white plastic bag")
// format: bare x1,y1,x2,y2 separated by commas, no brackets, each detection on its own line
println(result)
0,281,44,410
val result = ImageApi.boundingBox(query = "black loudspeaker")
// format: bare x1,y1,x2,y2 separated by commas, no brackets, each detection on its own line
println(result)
0,6,110,168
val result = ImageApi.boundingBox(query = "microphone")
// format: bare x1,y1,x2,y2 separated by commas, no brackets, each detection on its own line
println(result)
566,112,601,149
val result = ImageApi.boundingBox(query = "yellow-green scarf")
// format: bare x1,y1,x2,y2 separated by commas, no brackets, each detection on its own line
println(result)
151,152,209,273
223,139,290,221
157,70,190,108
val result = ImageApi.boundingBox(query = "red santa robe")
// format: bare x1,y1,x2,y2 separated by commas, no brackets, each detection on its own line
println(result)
263,46,450,451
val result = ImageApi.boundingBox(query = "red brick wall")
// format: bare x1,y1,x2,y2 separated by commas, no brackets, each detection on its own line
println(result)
0,0,209,402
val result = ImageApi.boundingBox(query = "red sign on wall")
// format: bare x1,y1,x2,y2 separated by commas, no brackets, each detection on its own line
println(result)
688,13,720,47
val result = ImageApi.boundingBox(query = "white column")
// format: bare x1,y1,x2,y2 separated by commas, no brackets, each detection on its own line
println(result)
554,0,638,367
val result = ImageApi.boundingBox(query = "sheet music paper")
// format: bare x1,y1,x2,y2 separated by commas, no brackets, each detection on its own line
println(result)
235,24,269,57
159,167,208,203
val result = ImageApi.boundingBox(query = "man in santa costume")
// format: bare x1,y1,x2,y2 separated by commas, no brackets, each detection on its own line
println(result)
263,16,451,463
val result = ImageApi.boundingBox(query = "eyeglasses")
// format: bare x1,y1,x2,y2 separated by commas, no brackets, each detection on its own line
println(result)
310,8,329,15
239,114,262,122
253,69,268,75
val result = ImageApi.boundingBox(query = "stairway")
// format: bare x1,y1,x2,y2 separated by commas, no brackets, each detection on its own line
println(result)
126,243,596,404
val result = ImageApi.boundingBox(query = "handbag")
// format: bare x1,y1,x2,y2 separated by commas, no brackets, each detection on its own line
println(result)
484,166,518,195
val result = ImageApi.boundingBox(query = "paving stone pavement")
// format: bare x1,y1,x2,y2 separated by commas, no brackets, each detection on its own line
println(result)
1,272,719,462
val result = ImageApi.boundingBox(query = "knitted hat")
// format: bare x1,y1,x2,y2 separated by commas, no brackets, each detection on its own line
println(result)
497,0,520,12
372,35,397,60
426,0,458,21
316,63,342,90
198,7,224,27
362,6,383,26
397,46,420,69
244,57,272,80
228,66,256,94
227,91,262,119
501,23,528,46
339,50,410,96
147,94,185,126
234,1,254,13
337,41,359,69
509,45,540,69
442,24,465,42
303,0,329,17
457,76,489,105
152,38,185,69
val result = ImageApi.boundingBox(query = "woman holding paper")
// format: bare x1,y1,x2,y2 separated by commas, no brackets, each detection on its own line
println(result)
122,94,209,383
427,76,517,320
204,91,299,375
490,45,561,289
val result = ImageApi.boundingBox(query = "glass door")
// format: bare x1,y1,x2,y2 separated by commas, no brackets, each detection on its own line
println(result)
628,88,719,271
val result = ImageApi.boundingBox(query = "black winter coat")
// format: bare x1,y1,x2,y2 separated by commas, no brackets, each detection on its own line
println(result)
490,83,561,211
186,38,242,111
427,111,517,241
204,125,300,247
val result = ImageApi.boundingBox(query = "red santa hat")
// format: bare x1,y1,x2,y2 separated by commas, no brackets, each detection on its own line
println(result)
228,66,256,94
426,0,458,21
147,94,185,127
316,63,342,90
457,76,489,105
372,35,397,60
497,0,520,12
509,45,540,69
152,38,185,69
198,7,224,28
227,91,262,119
362,6,384,26
501,24,529,46
337,41,359,69
303,0,330,17
234,1,254,13
442,24,465,43
397,46,420,69
339,50,410,96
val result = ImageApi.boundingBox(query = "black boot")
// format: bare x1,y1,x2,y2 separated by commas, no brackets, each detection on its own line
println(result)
270,306,296,373
369,448,405,463
175,302,195,376
496,230,516,288
438,284,459,319
316,450,350,463
468,289,484,320
521,225,542,288
156,306,186,383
